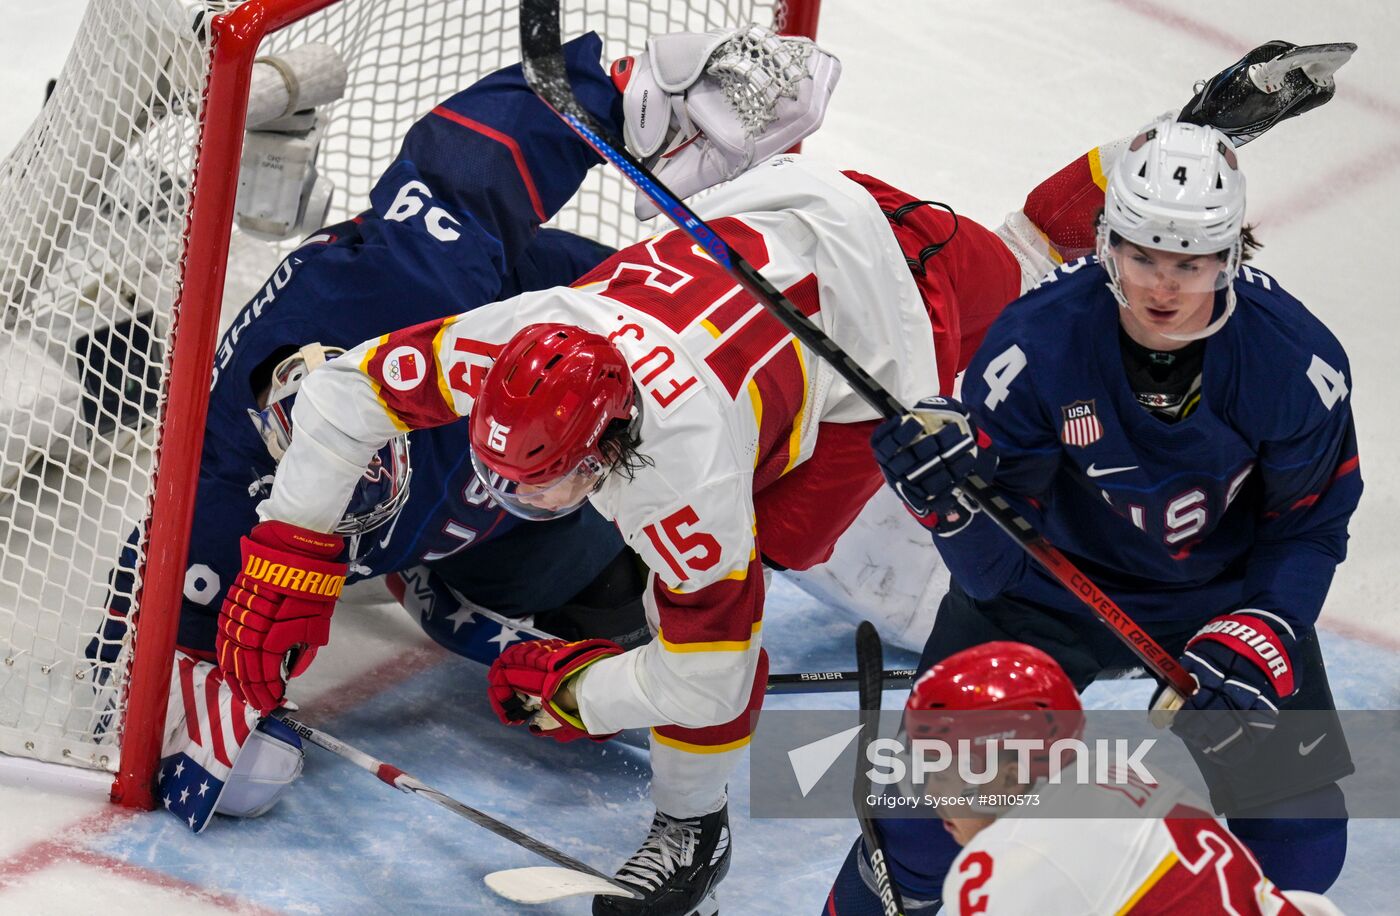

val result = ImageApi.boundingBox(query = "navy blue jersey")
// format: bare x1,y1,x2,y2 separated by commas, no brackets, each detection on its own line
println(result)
104,34,622,654
938,257,1361,629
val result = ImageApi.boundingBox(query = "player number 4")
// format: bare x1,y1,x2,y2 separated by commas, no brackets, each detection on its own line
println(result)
982,344,1027,411
1306,354,1348,410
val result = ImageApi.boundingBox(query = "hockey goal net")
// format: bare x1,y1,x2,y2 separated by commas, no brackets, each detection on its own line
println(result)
0,0,819,807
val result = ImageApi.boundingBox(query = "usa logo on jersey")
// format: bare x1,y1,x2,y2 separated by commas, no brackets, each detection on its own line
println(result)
1061,399,1104,447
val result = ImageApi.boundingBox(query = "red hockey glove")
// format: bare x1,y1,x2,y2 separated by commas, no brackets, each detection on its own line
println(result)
216,520,347,713
487,638,623,742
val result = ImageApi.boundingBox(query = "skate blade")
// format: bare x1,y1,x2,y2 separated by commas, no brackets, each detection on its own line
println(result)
689,893,719,916
484,866,639,904
1250,42,1356,91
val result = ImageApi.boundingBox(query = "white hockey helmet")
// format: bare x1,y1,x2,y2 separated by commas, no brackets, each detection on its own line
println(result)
248,343,411,536
1097,117,1246,340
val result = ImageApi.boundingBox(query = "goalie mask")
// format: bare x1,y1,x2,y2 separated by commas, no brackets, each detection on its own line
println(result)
248,344,411,535
1097,117,1246,341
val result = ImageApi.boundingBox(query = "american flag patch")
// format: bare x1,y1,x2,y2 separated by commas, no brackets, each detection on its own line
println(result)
1061,399,1104,447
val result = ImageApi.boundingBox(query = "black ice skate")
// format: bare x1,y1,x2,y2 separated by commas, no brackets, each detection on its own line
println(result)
593,805,731,916
1178,40,1357,146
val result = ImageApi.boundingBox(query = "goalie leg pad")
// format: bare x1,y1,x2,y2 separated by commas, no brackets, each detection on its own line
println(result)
158,651,263,832
215,716,305,818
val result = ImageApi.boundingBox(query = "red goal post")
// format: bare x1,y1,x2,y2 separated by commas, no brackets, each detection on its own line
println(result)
0,0,822,810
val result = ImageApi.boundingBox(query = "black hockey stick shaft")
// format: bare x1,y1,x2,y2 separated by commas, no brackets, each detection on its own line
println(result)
767,667,916,695
854,622,906,916
517,0,1195,700
274,713,639,897
469,599,916,695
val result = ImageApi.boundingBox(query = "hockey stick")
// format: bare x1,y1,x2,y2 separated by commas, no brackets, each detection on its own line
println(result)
272,713,640,902
767,667,915,695
517,0,1195,702
853,622,905,916
464,593,916,694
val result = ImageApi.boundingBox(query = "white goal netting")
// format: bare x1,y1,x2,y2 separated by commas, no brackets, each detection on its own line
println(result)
0,0,796,784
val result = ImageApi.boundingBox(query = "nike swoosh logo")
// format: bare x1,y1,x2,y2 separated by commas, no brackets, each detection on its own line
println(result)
1299,734,1327,756
1086,463,1138,478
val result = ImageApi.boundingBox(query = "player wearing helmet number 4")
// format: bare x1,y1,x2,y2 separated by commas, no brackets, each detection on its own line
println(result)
837,55,1361,915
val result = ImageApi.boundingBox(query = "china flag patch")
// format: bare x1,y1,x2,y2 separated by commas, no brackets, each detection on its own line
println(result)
1061,399,1104,447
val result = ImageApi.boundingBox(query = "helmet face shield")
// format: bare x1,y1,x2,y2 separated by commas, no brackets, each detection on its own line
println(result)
471,450,604,521
1111,242,1233,296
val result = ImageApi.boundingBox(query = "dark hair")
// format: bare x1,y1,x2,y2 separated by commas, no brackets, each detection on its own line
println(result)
598,391,652,482
1238,224,1263,261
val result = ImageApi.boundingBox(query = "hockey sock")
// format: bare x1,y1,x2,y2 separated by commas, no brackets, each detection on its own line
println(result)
880,814,962,900
1021,137,1130,262
1227,784,1348,893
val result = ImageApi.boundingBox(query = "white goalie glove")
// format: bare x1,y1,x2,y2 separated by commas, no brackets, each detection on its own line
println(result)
615,24,841,219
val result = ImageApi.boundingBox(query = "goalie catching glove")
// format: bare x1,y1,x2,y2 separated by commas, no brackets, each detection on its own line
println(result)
216,520,347,713
1169,609,1299,767
487,638,623,742
613,24,841,219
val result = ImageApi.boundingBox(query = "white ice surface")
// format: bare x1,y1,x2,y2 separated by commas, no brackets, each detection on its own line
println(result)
1,2,1398,913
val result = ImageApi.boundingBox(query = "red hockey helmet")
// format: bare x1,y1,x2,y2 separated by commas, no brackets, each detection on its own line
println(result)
905,642,1084,782
469,323,635,520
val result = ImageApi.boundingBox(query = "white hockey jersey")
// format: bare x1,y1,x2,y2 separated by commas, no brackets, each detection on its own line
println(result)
261,156,940,734
942,775,1320,916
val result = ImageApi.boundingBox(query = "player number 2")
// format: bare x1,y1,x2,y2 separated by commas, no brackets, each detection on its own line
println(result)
957,850,994,915
982,344,1027,411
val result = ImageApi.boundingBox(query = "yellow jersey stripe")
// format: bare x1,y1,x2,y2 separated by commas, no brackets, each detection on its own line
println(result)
657,620,762,654
650,730,752,755
431,317,460,414
747,379,764,470
1088,145,1108,191
359,335,411,433
781,342,809,476
1114,852,1179,915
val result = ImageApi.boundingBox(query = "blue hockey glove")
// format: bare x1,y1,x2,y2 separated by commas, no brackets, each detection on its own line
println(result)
1170,609,1299,767
870,396,996,535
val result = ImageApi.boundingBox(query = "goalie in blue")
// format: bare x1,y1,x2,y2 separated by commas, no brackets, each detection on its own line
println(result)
834,117,1362,911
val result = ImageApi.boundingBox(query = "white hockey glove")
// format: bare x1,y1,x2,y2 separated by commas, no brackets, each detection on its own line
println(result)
613,24,841,219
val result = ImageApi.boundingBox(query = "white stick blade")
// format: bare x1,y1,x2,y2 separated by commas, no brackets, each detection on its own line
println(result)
484,866,634,904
